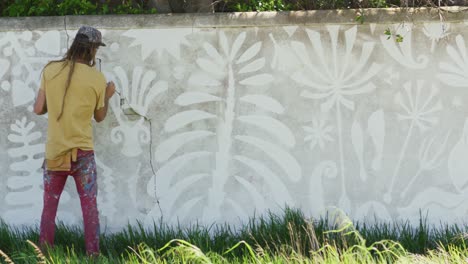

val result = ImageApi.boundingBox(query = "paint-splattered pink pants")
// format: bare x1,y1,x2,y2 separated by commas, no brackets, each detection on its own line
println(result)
39,150,100,255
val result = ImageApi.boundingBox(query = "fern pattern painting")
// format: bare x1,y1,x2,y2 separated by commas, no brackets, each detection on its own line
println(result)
146,31,301,224
4,117,45,224
4,117,70,224
4,116,78,225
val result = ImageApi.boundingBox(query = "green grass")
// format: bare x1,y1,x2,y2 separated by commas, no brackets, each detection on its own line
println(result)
1,208,468,263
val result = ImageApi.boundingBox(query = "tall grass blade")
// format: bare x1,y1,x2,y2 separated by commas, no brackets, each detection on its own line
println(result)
26,240,46,264
0,249,14,264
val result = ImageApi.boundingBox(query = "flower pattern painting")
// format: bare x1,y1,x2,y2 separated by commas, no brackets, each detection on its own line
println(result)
303,118,334,151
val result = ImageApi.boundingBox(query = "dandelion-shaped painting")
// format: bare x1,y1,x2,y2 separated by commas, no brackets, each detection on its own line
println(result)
384,81,442,203
291,25,381,212
145,31,301,225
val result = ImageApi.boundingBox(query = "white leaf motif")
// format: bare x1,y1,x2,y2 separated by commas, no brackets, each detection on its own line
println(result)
175,92,222,106
7,177,28,189
203,43,223,64
291,41,315,75
165,110,217,132
161,174,210,212
235,176,266,211
150,152,212,194
236,135,301,181
240,95,284,114
230,32,246,60
220,31,230,57
188,73,221,87
438,35,468,87
237,42,262,64
155,131,215,162
171,197,204,223
239,74,273,86
437,73,467,87
367,110,385,171
197,58,224,76
170,174,209,195
351,121,366,181
238,115,295,147
235,155,293,204
238,58,265,74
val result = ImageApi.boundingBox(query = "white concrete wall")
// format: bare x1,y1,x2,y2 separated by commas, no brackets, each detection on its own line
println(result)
2,8,468,230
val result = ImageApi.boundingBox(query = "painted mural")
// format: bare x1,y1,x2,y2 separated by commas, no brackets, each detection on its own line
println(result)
1,17,468,229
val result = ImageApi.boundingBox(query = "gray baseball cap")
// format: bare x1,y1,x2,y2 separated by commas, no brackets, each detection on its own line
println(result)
76,26,106,47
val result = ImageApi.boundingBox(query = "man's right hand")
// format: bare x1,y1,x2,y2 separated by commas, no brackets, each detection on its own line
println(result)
106,81,116,99
95,81,115,123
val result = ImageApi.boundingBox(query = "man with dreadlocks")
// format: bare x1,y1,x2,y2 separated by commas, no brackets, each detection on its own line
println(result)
33,26,115,256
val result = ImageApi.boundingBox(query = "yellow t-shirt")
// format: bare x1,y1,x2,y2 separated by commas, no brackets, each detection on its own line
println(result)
40,61,106,160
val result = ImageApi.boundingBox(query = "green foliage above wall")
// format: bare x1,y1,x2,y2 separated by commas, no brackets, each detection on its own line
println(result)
1,0,467,16
217,0,377,12
214,0,457,12
1,0,157,17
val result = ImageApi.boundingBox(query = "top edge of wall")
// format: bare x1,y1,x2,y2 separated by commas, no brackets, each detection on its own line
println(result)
1,7,468,31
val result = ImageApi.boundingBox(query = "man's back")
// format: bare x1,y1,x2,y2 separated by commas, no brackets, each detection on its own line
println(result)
42,61,106,160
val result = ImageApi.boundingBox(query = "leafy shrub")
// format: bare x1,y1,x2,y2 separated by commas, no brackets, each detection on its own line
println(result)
2,0,468,16
112,1,157,14
214,0,456,12
1,0,156,17
56,0,98,15
224,0,292,12
3,0,54,16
